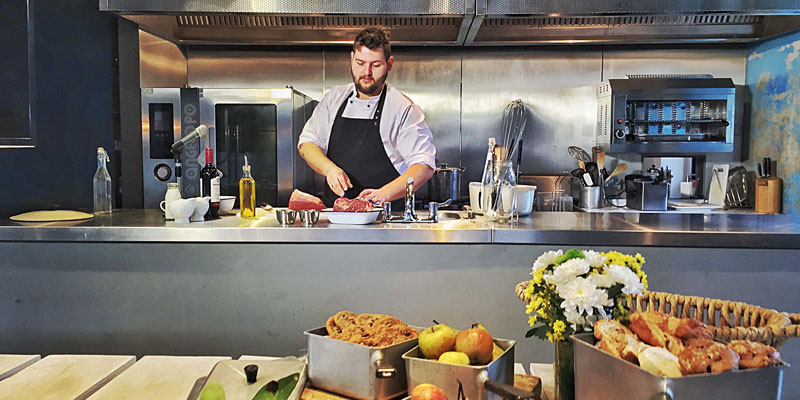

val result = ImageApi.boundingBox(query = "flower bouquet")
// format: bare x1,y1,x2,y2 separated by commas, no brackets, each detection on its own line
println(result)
521,249,647,400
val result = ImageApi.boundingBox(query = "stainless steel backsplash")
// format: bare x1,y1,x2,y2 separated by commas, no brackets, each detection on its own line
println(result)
144,41,745,189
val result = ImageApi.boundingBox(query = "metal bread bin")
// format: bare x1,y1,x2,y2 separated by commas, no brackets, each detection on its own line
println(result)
403,338,523,400
304,326,419,400
573,333,789,400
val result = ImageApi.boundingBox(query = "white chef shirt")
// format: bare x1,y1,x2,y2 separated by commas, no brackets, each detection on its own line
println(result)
298,83,436,173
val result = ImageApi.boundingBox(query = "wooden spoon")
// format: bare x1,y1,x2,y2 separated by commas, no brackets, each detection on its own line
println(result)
605,163,628,182
597,152,605,171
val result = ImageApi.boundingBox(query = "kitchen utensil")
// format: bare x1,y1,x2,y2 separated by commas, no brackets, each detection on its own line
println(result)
757,162,764,178
190,197,210,222
567,146,592,163
403,338,538,400
725,167,749,208
168,199,195,223
299,209,320,226
756,176,782,214
605,163,628,182
708,164,729,206
579,186,601,209
219,195,236,215
275,209,297,225
323,209,381,225
763,157,771,177
500,99,527,164
428,163,466,203
305,326,419,400
582,173,594,187
584,162,599,186
573,333,787,400
597,151,605,171
469,182,490,214
570,169,586,186
192,358,307,400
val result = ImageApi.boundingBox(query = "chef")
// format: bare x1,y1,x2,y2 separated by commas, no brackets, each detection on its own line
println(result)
298,27,436,208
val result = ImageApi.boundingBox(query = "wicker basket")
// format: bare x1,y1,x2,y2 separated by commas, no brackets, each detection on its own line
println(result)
515,281,800,349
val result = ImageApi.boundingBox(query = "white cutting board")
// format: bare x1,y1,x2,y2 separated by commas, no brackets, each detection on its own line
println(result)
707,164,729,206
0,354,134,400
88,355,230,400
0,355,40,381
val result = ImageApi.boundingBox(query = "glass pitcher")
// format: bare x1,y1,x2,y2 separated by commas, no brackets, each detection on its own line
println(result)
484,160,517,222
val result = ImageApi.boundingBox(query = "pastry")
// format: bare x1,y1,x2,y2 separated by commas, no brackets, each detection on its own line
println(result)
325,311,418,347
593,319,644,363
678,339,740,374
638,346,682,378
727,340,781,369
629,312,684,356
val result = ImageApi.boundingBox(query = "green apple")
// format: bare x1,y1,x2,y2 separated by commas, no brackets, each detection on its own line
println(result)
438,351,470,365
455,328,494,365
419,323,458,359
199,382,226,400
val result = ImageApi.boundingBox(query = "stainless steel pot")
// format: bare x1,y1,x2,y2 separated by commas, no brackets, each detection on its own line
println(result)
428,164,465,203
304,326,419,400
403,338,539,400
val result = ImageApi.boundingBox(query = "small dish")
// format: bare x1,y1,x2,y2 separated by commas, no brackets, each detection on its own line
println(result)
275,209,297,225
322,208,381,225
219,196,236,215
299,209,320,226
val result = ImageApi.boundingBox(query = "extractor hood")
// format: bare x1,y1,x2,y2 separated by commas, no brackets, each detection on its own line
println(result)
100,0,800,46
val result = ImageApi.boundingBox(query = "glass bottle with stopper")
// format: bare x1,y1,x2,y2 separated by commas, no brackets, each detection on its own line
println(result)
239,155,256,219
93,147,112,214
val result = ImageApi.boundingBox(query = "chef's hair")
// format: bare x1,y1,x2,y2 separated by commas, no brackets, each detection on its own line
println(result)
353,27,391,60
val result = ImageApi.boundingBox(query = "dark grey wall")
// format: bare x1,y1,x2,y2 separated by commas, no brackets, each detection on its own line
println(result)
0,0,116,218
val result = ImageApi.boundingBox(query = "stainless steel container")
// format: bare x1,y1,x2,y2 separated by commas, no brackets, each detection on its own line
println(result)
625,176,669,211
403,338,535,400
304,326,419,400
428,164,465,203
573,333,789,400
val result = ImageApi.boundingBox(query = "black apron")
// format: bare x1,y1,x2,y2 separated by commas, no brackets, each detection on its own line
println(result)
322,86,402,209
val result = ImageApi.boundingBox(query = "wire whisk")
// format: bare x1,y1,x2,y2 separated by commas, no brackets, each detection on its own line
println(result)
499,99,527,163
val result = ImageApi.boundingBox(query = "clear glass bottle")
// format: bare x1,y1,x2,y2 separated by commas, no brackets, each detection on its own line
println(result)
239,156,256,219
93,147,112,214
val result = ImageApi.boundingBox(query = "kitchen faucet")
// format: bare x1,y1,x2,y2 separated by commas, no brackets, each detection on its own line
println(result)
383,177,446,223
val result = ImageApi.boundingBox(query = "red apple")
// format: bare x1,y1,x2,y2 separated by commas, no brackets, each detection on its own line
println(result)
411,383,448,400
455,328,494,364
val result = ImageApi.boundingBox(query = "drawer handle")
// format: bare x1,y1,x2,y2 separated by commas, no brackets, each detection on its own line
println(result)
376,368,396,378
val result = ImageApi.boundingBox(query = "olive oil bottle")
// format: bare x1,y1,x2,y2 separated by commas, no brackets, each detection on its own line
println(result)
239,156,256,219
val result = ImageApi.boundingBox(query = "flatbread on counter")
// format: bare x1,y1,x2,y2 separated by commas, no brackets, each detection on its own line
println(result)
10,210,95,222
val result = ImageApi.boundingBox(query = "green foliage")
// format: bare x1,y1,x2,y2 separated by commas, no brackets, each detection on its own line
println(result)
252,373,300,400
526,324,550,341
553,249,584,265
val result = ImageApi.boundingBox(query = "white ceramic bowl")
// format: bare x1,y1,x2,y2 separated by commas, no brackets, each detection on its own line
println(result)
219,195,236,215
190,197,210,222
323,209,381,225
168,199,195,224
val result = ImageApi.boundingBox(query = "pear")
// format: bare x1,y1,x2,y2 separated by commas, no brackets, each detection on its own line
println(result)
419,322,458,359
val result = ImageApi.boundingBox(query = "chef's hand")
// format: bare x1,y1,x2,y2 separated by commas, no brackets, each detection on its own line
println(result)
358,188,391,205
325,166,352,197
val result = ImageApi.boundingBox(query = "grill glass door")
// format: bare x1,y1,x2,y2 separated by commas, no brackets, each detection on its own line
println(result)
625,100,728,142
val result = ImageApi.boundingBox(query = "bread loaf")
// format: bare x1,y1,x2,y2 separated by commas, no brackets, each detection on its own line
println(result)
727,340,781,369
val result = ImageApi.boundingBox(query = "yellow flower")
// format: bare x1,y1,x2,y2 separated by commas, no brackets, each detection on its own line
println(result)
528,315,538,326
553,320,566,334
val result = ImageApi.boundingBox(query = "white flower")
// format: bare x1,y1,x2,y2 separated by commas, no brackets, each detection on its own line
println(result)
532,250,563,275
547,258,590,287
589,271,616,288
583,250,607,267
606,264,645,295
558,277,613,317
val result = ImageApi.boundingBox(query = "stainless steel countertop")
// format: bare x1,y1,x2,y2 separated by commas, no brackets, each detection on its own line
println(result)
2,209,799,248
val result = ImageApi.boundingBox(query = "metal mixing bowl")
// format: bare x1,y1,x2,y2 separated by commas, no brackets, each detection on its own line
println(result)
275,209,296,225
299,209,320,226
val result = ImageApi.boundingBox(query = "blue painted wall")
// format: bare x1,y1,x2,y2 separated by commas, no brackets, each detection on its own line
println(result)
747,32,800,214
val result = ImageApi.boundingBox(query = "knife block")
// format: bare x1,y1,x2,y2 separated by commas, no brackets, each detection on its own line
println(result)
755,177,782,214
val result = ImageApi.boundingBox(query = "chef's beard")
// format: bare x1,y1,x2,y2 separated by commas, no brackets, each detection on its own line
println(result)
352,68,388,97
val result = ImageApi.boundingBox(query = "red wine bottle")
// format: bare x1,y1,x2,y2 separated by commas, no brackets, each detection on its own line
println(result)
200,148,220,219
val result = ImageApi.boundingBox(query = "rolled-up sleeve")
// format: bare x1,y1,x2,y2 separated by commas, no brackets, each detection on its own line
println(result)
394,104,436,170
297,97,330,153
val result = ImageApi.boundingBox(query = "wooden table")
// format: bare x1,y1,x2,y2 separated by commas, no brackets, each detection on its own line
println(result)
0,354,135,400
87,355,230,399
0,355,40,382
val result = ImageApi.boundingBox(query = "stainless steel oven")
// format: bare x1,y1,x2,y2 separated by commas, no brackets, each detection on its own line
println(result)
141,87,315,208
596,76,744,156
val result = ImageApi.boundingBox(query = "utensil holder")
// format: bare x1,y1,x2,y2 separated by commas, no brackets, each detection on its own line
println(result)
755,177,782,214
579,186,601,209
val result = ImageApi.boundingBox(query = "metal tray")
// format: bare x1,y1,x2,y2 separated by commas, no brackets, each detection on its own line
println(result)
573,333,789,400
304,326,420,400
188,357,307,400
403,338,523,400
